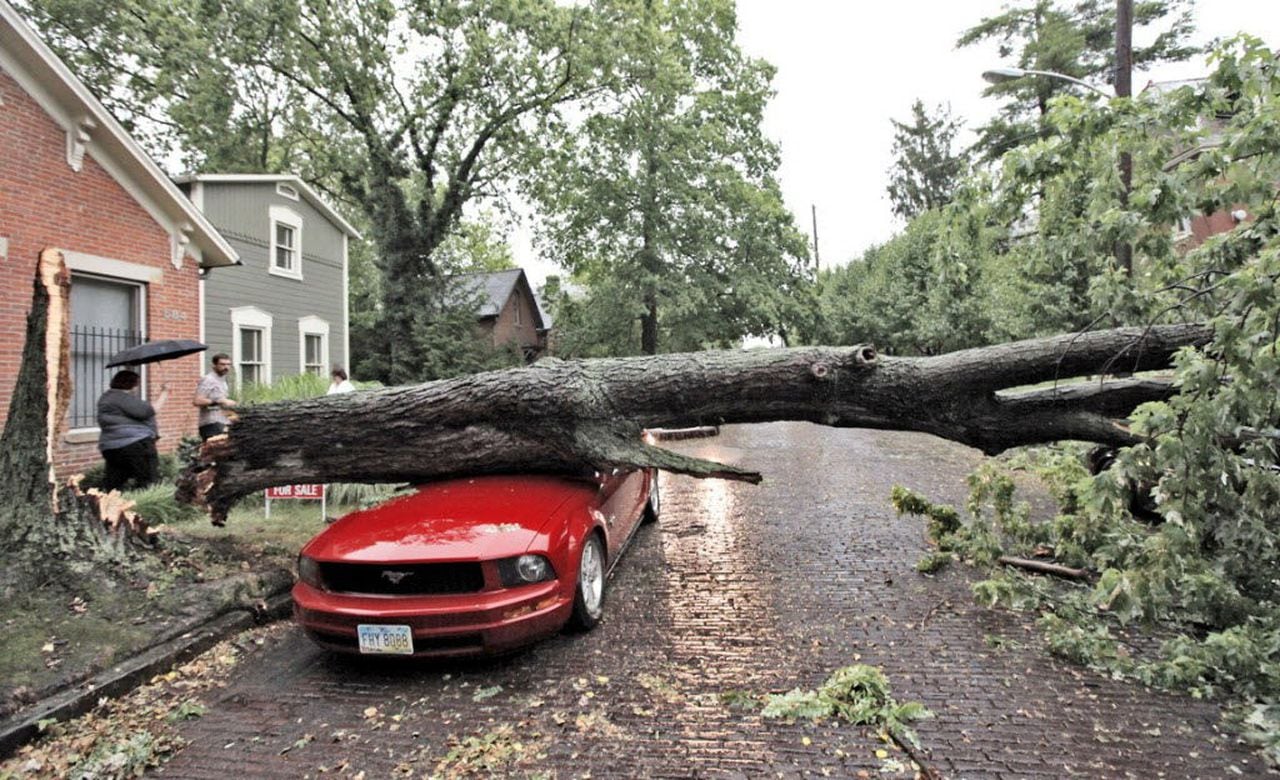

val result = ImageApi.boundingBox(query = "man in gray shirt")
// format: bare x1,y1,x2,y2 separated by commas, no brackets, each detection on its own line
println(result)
193,353,238,439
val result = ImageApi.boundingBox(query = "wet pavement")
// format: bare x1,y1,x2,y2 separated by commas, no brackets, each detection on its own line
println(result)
158,423,1271,778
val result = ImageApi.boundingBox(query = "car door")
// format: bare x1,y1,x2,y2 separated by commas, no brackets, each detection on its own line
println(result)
599,468,646,559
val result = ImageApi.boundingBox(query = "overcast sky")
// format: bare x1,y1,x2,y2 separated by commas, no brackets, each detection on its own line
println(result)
517,2,1280,285
733,0,1280,271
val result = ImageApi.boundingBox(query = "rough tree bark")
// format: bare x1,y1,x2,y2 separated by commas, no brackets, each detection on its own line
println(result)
180,323,1211,525
0,250,151,583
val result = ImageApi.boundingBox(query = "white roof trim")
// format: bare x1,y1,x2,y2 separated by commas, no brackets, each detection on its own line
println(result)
174,173,364,240
0,1,238,269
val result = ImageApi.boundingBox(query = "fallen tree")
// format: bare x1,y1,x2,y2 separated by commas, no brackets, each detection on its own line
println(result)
180,320,1211,525
0,250,1216,538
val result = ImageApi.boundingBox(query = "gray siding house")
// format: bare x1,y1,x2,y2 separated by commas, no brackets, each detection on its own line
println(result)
175,174,360,387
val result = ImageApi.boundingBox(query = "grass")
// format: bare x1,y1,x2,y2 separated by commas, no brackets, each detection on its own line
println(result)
0,490,379,721
0,586,151,696
166,496,349,553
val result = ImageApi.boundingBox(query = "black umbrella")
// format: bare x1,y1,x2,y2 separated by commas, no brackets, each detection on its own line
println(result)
106,339,208,368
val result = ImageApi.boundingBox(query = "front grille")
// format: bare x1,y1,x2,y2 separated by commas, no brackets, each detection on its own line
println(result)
319,562,485,595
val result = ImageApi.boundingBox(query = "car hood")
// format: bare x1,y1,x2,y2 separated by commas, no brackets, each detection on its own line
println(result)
302,475,598,563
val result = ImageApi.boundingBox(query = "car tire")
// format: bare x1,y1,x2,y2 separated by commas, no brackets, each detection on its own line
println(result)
568,533,606,631
642,473,660,524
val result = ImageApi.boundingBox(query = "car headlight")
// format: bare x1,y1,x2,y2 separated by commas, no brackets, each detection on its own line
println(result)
498,554,555,587
297,555,324,589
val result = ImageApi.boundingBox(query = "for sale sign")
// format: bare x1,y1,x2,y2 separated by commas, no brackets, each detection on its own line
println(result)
264,483,327,521
265,484,324,499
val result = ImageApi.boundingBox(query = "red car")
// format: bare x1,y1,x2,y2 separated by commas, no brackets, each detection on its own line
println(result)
292,468,658,657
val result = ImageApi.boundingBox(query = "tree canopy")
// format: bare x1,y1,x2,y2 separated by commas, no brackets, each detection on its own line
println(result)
22,0,590,381
528,0,810,354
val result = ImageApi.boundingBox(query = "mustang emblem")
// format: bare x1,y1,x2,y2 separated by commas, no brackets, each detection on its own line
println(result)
381,570,413,585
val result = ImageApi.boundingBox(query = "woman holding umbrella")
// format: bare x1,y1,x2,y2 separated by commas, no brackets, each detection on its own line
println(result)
97,370,168,491
98,339,206,489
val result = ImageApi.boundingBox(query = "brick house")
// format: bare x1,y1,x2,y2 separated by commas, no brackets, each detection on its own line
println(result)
1145,78,1252,248
0,1,238,474
450,268,550,360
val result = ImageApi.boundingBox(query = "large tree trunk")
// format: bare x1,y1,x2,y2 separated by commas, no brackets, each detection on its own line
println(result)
180,323,1210,525
0,250,151,585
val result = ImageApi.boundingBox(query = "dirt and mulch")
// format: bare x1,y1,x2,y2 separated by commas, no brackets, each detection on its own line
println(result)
0,501,327,741
1,622,291,778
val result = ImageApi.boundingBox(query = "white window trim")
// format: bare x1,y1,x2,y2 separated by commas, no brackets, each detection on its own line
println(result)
275,182,300,201
268,204,303,280
298,315,330,376
1174,215,1194,241
63,250,163,283
230,306,273,386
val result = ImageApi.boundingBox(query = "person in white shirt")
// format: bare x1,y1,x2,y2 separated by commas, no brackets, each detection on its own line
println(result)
327,367,355,395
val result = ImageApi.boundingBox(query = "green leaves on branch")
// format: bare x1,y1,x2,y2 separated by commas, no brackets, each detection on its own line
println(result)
530,0,810,355
761,665,932,744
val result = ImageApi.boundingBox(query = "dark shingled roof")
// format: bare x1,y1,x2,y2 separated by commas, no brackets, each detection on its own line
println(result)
447,268,551,330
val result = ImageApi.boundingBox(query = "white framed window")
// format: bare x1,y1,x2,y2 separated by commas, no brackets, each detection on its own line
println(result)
298,315,329,376
68,272,146,431
239,328,266,385
269,205,303,280
230,306,273,388
1174,215,1194,241
275,182,300,201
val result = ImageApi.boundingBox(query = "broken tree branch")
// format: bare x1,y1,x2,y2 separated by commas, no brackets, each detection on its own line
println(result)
997,556,1092,582
178,323,1211,525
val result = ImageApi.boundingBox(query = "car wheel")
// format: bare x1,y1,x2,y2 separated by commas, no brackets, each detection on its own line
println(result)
568,533,606,631
642,473,660,524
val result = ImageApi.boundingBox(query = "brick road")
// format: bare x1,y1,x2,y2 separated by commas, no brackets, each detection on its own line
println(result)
158,423,1272,778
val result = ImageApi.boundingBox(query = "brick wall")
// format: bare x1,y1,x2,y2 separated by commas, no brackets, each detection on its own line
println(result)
0,71,203,476
1189,209,1241,246
489,287,543,354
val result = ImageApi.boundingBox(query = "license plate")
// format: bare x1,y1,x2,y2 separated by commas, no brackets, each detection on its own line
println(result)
357,624,413,655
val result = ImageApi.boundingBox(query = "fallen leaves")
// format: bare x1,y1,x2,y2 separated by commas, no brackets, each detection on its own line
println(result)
0,626,258,779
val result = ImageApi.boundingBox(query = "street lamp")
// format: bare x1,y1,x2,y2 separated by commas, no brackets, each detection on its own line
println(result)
982,67,1111,97
980,66,1133,275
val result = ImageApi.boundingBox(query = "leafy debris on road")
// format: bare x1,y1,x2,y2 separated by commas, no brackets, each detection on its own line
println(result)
0,625,267,778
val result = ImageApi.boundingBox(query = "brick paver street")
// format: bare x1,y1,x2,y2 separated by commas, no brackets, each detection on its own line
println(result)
159,423,1272,778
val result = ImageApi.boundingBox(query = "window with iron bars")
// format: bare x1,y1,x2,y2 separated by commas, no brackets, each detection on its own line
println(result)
69,275,143,429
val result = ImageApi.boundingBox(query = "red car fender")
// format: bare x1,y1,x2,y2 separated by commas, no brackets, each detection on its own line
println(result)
535,499,609,601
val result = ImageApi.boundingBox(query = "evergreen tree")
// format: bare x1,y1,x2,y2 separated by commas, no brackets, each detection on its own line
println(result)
885,100,967,221
957,0,1196,161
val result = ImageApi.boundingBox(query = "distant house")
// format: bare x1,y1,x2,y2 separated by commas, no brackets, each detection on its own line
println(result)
0,1,238,474
449,268,550,360
1145,78,1251,248
174,174,361,387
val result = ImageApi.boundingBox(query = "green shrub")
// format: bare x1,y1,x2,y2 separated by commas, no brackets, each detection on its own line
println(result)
327,482,399,508
239,372,329,404
79,462,106,490
122,484,201,525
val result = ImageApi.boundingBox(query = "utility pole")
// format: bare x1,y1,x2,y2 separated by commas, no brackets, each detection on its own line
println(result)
1115,0,1134,275
810,203,821,274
